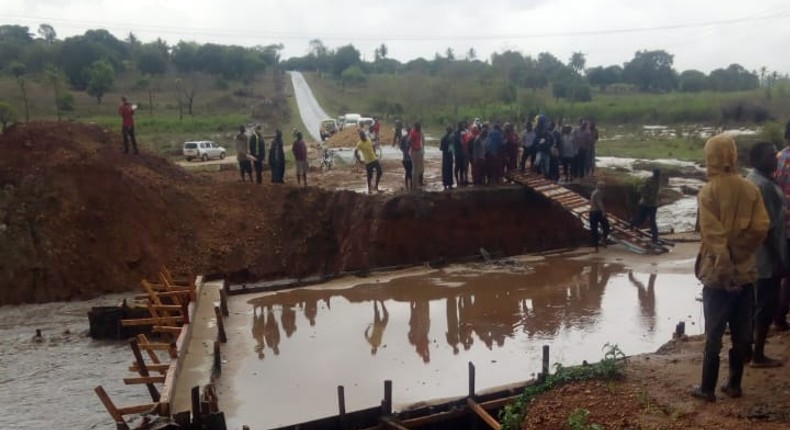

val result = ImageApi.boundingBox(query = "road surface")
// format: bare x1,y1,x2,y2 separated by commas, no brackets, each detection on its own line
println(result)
289,71,331,142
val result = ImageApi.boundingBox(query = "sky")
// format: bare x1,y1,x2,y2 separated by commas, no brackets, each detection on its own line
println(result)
4,0,790,74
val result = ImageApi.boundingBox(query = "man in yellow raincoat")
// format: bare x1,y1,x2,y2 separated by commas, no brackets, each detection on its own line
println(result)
692,134,770,402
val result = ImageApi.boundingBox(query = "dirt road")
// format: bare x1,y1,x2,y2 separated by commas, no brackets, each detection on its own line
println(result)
290,71,331,142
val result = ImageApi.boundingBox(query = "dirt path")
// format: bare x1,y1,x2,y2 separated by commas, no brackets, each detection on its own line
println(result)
290,71,331,142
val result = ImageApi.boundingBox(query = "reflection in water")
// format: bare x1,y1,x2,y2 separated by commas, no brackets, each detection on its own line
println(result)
365,301,389,355
246,257,633,363
629,271,657,332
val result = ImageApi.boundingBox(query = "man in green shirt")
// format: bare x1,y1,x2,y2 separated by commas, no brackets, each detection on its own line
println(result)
630,169,661,242
355,130,382,193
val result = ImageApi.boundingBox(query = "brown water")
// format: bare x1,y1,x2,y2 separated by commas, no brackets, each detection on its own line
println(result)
218,249,703,429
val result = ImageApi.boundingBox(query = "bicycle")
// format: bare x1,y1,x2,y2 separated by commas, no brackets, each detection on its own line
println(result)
320,148,335,171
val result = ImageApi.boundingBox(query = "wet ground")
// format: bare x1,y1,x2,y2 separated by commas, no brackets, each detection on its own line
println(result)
215,243,703,429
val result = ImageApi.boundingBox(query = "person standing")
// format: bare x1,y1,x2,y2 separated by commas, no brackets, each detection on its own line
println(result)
249,125,266,184
399,131,413,191
269,129,286,184
355,130,382,193
692,134,770,402
118,96,139,154
520,121,536,172
440,126,454,190
774,134,790,330
453,121,468,186
235,125,253,182
589,181,611,251
392,119,403,147
630,169,661,242
292,131,308,187
486,123,504,185
504,122,519,173
471,128,488,186
409,123,425,189
575,121,591,179
746,141,787,367
560,125,576,183
589,121,600,176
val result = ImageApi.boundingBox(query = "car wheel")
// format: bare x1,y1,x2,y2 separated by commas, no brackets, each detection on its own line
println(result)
186,157,193,162
220,152,225,160
201,154,208,162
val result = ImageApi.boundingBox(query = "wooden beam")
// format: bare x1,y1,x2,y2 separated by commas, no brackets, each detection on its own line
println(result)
94,385,125,423
137,342,177,352
381,416,410,430
121,316,183,326
129,339,161,402
123,376,166,385
153,326,183,335
467,398,501,430
129,364,170,373
116,403,159,415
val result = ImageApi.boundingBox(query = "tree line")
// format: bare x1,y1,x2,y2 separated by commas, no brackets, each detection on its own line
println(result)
281,39,781,101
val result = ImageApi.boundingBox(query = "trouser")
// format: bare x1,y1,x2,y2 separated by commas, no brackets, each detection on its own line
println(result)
506,146,517,171
472,158,486,185
238,160,252,180
454,152,467,184
589,210,610,247
535,151,550,177
699,285,753,393
270,160,285,183
122,126,138,154
561,157,574,180
631,205,658,241
576,149,588,178
755,277,780,357
442,151,454,187
519,147,531,170
366,160,382,189
777,240,790,326
402,159,413,188
588,145,596,175
410,149,424,188
253,160,264,184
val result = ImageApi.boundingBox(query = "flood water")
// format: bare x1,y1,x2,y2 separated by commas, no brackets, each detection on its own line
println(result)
218,249,704,429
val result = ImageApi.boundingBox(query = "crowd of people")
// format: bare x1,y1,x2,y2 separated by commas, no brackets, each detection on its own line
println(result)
233,124,310,187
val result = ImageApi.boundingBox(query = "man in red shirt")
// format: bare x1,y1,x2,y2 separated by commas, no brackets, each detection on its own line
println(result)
409,123,425,189
118,96,138,154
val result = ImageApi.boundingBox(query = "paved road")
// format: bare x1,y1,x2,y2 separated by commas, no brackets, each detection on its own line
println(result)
289,71,331,142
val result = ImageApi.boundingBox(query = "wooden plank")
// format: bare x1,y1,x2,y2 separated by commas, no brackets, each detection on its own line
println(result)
94,385,125,423
121,316,183,326
400,408,468,428
123,376,166,385
138,342,176,352
129,364,170,373
381,416,410,430
467,398,501,430
153,326,183,335
130,339,161,402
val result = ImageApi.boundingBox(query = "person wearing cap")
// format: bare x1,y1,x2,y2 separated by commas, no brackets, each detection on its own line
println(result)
235,125,252,182
292,131,308,187
249,125,266,184
692,134,769,402
118,96,138,154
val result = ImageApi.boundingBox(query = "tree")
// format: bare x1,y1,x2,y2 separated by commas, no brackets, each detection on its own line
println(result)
0,101,16,132
8,61,29,121
586,65,622,90
340,65,366,87
569,52,586,75
45,66,65,121
37,24,57,44
466,47,477,61
331,44,361,77
445,47,455,61
0,25,34,43
623,49,677,92
137,43,168,75
709,64,759,92
678,70,709,92
87,59,115,103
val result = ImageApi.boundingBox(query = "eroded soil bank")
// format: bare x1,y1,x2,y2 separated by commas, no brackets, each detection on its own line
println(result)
0,122,586,305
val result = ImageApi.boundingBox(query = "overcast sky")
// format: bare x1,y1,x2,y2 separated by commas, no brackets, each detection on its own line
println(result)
4,0,790,74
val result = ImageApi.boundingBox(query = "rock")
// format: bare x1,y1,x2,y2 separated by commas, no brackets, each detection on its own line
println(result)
680,185,700,196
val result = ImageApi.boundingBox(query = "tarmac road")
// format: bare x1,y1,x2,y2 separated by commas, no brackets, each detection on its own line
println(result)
289,71,331,143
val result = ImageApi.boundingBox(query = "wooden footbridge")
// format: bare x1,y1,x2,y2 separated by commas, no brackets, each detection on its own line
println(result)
506,170,672,254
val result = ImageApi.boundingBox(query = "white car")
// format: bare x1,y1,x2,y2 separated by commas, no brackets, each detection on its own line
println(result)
183,141,226,162
342,113,361,127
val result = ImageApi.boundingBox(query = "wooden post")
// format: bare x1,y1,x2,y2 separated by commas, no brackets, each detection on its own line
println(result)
35,329,42,338
219,287,229,317
675,321,686,337
467,398,501,430
382,380,393,416
181,301,190,325
191,385,202,426
129,339,160,402
214,341,221,372
337,385,347,429
539,345,550,384
214,305,227,343
468,361,476,398
94,386,130,430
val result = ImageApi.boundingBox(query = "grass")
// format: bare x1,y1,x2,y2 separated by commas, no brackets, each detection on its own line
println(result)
597,136,707,162
499,344,626,430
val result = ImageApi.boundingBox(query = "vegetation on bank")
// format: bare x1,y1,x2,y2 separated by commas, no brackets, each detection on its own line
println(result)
500,344,627,430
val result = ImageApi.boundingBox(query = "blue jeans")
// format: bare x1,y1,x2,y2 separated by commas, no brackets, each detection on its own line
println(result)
630,205,658,241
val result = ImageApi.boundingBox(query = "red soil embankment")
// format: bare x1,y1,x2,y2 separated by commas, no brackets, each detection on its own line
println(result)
0,122,586,305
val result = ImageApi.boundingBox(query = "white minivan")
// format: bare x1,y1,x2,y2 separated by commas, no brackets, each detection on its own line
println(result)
342,113,362,127
183,141,226,162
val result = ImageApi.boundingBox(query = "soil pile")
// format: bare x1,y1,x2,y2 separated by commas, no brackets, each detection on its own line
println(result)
0,122,586,305
325,127,363,147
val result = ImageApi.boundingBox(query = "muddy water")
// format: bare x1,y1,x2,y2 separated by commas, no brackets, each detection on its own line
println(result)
218,248,703,429
0,294,151,430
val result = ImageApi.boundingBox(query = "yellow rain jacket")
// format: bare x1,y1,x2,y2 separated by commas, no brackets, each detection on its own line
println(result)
696,134,769,289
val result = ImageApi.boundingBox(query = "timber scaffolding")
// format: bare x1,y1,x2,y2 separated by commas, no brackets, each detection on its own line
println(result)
505,170,673,254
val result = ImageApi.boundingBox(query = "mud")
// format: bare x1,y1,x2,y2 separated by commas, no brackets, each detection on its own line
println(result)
215,243,703,429
0,121,588,305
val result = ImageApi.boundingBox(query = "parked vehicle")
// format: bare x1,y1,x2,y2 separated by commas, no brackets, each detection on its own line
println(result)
320,119,338,141
183,141,226,162
342,113,361,127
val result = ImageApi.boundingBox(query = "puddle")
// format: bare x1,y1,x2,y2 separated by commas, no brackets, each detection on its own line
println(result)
218,251,703,429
